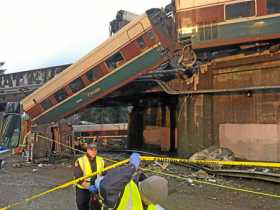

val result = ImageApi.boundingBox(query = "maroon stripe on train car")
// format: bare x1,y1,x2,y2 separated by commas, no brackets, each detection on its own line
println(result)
176,5,224,28
119,30,159,63
143,31,159,48
81,74,91,86
122,41,142,60
64,86,73,96
27,103,44,119
257,0,267,16
49,96,57,106
100,62,110,75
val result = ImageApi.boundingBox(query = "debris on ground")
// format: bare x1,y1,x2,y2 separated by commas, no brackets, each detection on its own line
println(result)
38,163,44,168
190,146,235,161
192,169,209,179
32,169,38,173
12,163,22,168
186,178,194,185
263,168,270,173
207,178,217,183
154,161,169,170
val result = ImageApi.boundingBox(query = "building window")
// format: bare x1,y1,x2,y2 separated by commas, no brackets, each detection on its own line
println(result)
54,89,68,103
86,66,103,82
40,98,53,110
105,52,124,70
136,37,146,48
69,78,85,93
225,1,255,20
267,0,280,14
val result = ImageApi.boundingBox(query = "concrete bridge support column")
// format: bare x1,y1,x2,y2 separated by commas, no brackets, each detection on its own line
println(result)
127,106,144,149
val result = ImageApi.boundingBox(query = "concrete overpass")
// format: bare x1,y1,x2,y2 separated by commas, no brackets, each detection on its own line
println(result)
0,64,71,102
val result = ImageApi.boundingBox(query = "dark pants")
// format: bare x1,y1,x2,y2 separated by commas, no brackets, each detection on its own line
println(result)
76,188,101,210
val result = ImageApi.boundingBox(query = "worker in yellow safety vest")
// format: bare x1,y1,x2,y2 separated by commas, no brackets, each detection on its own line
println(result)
74,143,105,210
91,153,168,210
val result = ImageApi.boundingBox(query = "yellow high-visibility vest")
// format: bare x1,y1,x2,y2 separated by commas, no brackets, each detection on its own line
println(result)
147,204,158,210
76,155,104,189
117,180,143,210
101,180,143,210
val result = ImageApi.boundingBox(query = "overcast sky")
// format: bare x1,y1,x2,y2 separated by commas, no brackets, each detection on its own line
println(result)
0,0,170,73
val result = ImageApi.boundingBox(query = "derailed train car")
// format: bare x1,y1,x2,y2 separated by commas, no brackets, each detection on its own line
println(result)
175,0,280,50
21,9,173,125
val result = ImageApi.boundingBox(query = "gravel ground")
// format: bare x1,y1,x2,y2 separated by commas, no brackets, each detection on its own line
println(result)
0,155,280,210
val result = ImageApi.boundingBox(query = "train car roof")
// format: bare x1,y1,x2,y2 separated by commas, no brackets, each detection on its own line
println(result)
21,13,152,111
176,0,236,11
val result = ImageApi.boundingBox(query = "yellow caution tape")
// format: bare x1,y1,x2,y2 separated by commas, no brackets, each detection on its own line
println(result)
1,155,280,210
0,159,129,210
37,134,280,168
142,156,280,168
2,134,278,209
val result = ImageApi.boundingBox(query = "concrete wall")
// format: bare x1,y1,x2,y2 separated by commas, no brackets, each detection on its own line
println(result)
177,94,213,157
143,126,170,151
176,51,280,161
220,124,280,161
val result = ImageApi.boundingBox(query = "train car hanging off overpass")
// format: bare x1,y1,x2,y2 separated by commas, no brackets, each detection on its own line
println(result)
21,9,174,125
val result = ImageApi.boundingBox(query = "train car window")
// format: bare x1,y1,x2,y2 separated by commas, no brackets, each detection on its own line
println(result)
267,0,280,14
54,89,68,102
86,66,103,82
136,37,146,48
105,52,124,70
69,78,85,93
147,31,156,40
225,1,255,20
40,98,53,110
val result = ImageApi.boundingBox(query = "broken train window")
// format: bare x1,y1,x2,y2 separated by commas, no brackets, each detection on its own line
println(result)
105,52,125,70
